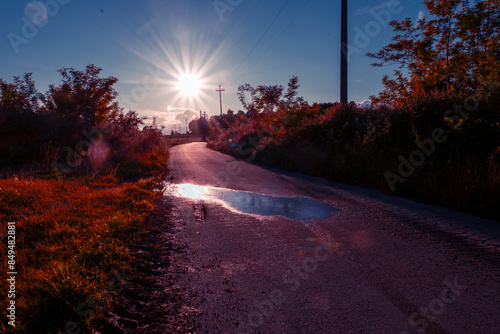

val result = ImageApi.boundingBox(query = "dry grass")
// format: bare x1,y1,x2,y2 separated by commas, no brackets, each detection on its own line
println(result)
0,176,161,333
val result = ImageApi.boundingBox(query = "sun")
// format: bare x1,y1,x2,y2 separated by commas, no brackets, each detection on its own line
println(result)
126,29,224,109
178,73,200,96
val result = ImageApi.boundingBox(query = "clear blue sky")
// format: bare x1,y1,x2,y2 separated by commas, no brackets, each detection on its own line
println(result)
0,0,426,132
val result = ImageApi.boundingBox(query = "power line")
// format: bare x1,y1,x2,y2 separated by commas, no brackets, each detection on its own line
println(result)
231,0,291,77
245,0,312,74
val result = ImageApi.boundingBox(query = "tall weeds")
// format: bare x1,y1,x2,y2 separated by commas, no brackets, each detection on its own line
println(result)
208,91,500,220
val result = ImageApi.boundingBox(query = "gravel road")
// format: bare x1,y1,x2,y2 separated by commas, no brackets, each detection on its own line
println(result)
164,142,500,334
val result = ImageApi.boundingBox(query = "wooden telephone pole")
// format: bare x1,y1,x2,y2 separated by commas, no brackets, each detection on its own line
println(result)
215,84,225,117
340,0,348,104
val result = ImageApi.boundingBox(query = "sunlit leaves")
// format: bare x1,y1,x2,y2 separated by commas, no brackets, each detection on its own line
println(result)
368,0,500,103
43,64,120,127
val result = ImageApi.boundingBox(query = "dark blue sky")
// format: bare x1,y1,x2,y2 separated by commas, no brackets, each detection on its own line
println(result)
1,0,426,131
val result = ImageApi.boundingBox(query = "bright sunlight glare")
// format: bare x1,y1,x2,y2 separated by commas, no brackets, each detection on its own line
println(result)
178,73,200,96
174,183,211,200
124,26,227,110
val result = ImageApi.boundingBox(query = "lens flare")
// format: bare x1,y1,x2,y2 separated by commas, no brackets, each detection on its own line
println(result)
25,2,48,26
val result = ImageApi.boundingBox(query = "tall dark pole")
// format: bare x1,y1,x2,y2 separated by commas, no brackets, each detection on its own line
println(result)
216,84,225,117
340,0,348,104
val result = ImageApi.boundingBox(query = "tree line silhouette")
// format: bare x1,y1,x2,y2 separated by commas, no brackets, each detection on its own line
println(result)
0,64,168,179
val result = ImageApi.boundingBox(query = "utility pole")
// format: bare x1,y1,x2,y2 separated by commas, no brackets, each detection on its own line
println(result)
215,84,225,117
185,119,188,135
340,0,348,104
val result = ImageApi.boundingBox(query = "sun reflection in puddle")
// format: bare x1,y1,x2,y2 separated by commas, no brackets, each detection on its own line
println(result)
166,183,339,221
175,184,211,200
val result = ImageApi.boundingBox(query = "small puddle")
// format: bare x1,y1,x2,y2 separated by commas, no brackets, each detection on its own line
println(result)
165,183,338,221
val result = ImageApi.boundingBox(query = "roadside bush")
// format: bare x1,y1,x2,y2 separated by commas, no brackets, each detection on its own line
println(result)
208,87,500,220
0,66,169,181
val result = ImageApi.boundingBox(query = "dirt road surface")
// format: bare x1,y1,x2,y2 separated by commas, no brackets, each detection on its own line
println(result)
164,142,500,334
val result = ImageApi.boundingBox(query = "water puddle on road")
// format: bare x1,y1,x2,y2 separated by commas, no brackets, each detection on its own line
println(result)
165,183,339,221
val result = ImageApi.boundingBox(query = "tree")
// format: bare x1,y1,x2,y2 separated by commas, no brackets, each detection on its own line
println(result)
0,73,41,114
43,64,121,127
224,109,236,124
280,76,304,111
0,73,44,166
188,118,210,137
237,76,303,115
237,82,284,114
237,83,258,115
367,0,500,103
109,110,144,136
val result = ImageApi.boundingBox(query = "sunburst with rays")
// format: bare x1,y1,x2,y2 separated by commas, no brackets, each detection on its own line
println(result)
123,22,227,112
